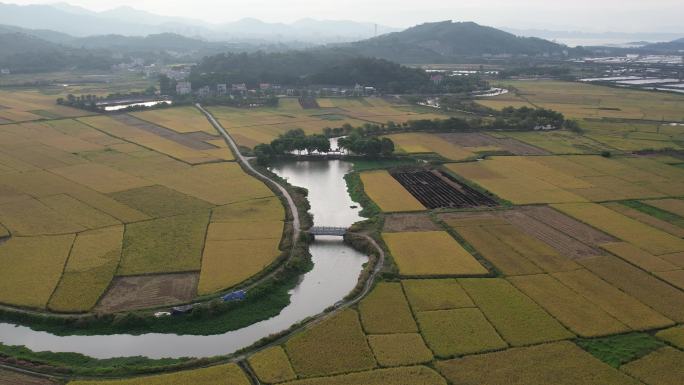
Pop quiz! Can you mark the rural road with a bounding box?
[0,106,385,383]
[196,103,301,236]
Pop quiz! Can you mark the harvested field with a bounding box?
[197,237,282,295]
[435,341,641,385]
[118,211,210,275]
[0,369,55,385]
[519,205,617,245]
[552,269,673,330]
[459,278,573,345]
[360,170,425,212]
[416,308,507,357]
[247,346,297,384]
[69,363,250,385]
[284,309,376,378]
[0,235,74,309]
[358,282,417,334]
[48,226,124,313]
[367,334,433,367]
[621,347,684,385]
[279,366,447,385]
[382,231,488,276]
[95,273,198,313]
[655,326,684,349]
[437,132,549,155]
[383,213,439,233]
[508,274,629,337]
[553,203,684,256]
[578,255,684,322]
[401,279,474,312]
[499,207,608,259]
[391,170,498,209]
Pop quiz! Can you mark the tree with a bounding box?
[380,138,395,156]
[254,143,275,165]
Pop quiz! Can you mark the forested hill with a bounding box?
[340,21,572,63]
[192,51,433,93]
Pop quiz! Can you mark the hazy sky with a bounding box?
[7,0,684,32]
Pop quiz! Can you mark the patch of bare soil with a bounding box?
[383,213,440,232]
[95,272,198,313]
[520,206,617,246]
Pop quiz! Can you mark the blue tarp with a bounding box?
[222,290,247,302]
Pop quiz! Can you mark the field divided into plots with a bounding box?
[0,89,92,123]
[448,155,684,204]
[208,97,443,148]
[479,80,684,152]
[386,131,549,161]
[0,107,283,312]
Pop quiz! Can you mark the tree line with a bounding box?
[254,128,395,165]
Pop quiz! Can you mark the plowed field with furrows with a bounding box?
[391,170,497,209]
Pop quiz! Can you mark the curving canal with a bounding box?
[0,160,368,359]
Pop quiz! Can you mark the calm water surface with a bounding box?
[0,160,367,358]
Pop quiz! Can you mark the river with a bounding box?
[0,160,367,359]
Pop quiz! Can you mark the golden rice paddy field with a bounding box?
[0,106,283,312]
[207,97,444,148]
[447,155,684,204]
[360,170,425,212]
[0,89,93,123]
[5,84,684,385]
[479,80,684,152]
[382,231,489,276]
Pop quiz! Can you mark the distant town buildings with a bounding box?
[216,84,228,96]
[197,86,211,98]
[0,69,10,75]
[430,74,444,85]
[232,83,247,91]
[176,81,192,95]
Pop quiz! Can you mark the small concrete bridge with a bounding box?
[308,226,348,236]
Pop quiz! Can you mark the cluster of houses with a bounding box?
[174,81,377,98]
[0,68,10,75]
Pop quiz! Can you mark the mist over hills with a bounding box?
[0,2,397,43]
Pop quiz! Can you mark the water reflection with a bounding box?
[0,161,367,359]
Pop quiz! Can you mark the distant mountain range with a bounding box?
[0,2,398,43]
